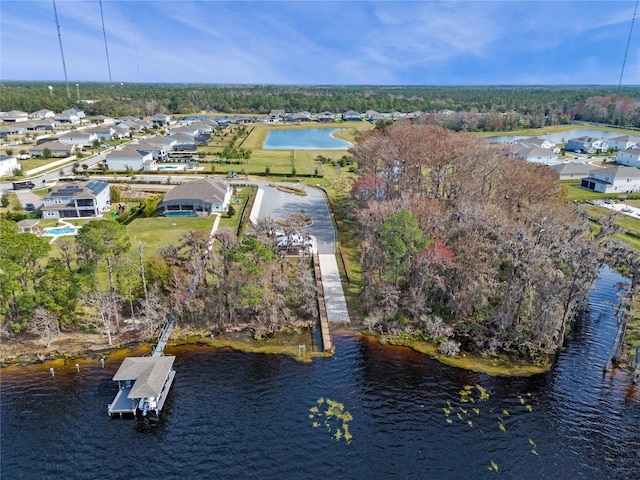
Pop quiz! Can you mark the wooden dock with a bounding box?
[108,218,220,418]
[313,253,333,353]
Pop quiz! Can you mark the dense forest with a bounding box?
[2,82,640,130]
[349,124,599,359]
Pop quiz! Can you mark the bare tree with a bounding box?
[29,307,60,348]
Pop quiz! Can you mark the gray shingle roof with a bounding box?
[162,178,228,204]
[112,356,176,398]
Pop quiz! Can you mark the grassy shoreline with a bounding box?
[0,325,551,377]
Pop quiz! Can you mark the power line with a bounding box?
[619,0,639,88]
[52,0,70,98]
[99,0,113,83]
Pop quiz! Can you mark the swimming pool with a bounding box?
[158,165,185,171]
[43,225,81,236]
[263,128,352,150]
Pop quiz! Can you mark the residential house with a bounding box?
[54,113,80,124]
[342,110,362,122]
[58,131,98,148]
[317,112,335,123]
[167,133,197,152]
[62,108,85,119]
[30,109,55,120]
[25,119,57,132]
[168,125,199,137]
[29,140,76,158]
[565,136,608,154]
[608,135,640,151]
[269,109,285,119]
[145,134,176,150]
[366,110,387,122]
[132,140,170,161]
[0,124,27,138]
[513,146,560,165]
[516,137,559,151]
[189,121,213,133]
[549,162,592,180]
[157,178,232,216]
[616,146,640,168]
[285,111,312,122]
[0,154,19,177]
[41,180,111,219]
[89,115,115,125]
[104,148,156,171]
[150,114,171,126]
[86,125,118,141]
[2,110,29,122]
[232,116,254,124]
[580,166,640,193]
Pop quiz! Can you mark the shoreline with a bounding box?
[1,326,552,377]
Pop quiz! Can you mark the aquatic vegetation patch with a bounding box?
[309,397,353,444]
[441,387,539,474]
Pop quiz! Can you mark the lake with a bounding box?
[1,265,639,479]
[263,128,352,150]
[486,128,630,144]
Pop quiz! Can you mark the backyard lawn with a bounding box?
[126,216,217,256]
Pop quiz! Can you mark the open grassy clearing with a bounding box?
[125,216,217,256]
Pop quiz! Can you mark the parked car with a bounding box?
[25,203,35,211]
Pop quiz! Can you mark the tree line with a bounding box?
[2,82,640,129]
[349,124,599,359]
[0,214,317,347]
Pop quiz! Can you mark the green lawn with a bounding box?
[126,216,217,256]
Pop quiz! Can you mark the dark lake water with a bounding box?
[2,265,639,479]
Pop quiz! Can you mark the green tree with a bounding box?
[75,220,131,325]
[378,210,428,286]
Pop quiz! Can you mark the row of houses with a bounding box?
[265,109,423,124]
[32,177,231,220]
[511,134,640,167]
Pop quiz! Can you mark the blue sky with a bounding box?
[1,1,639,85]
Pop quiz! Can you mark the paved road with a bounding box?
[256,182,336,255]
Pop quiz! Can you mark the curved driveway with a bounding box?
[253,182,350,323]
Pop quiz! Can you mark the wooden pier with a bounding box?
[108,218,220,418]
[313,253,333,353]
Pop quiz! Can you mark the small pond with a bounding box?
[263,128,352,150]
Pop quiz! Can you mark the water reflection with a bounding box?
[1,267,639,479]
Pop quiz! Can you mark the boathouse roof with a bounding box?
[112,356,176,398]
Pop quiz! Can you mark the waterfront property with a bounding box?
[41,180,111,219]
[157,177,232,216]
[108,356,176,418]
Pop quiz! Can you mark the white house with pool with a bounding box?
[41,180,111,219]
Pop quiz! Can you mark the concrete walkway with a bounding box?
[318,254,350,324]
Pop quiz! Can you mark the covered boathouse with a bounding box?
[108,356,176,418]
